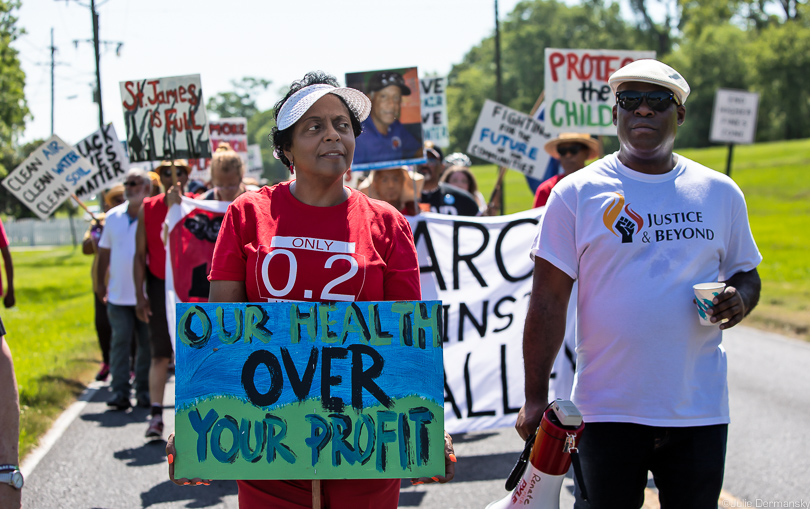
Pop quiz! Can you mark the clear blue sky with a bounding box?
[13,0,531,145]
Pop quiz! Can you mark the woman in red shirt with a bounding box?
[167,72,455,508]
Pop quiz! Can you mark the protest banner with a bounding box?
[420,77,449,148]
[173,300,445,480]
[1,135,96,219]
[119,74,212,163]
[466,99,553,179]
[408,208,575,433]
[246,144,263,178]
[544,48,655,135]
[188,118,249,181]
[73,124,130,200]
[710,89,760,145]
[346,67,426,171]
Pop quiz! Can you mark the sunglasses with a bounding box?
[123,180,141,187]
[557,144,584,157]
[616,91,679,112]
[161,169,187,178]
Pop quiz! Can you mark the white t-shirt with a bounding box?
[98,202,140,306]
[531,153,762,426]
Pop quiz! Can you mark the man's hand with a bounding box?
[0,483,22,509]
[2,288,13,309]
[707,268,762,330]
[136,296,152,324]
[165,182,183,208]
[515,401,547,441]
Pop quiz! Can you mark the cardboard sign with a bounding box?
[346,67,426,171]
[1,135,96,219]
[119,74,212,163]
[188,118,249,182]
[247,145,263,177]
[174,301,445,480]
[73,124,130,200]
[420,77,449,148]
[544,48,655,135]
[466,100,552,178]
[710,89,760,144]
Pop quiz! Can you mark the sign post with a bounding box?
[710,89,760,176]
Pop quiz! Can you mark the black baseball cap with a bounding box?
[368,71,411,95]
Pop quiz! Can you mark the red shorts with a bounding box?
[237,479,400,509]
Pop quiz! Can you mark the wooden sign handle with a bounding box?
[312,479,322,509]
[71,194,96,221]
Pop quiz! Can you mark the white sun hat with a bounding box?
[608,59,691,105]
[276,83,371,131]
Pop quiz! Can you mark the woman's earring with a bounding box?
[290,158,295,175]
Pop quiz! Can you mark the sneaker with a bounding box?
[107,392,132,410]
[136,392,151,409]
[145,415,164,439]
[95,363,110,382]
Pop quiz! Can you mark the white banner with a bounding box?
[1,135,96,219]
[544,48,655,135]
[409,209,575,433]
[420,77,449,148]
[73,124,131,200]
[467,100,552,178]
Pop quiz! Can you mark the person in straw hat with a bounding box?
[358,166,424,215]
[532,133,601,208]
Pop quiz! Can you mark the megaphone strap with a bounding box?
[571,448,589,502]
[504,432,536,491]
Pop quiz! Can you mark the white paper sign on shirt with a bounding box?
[544,48,655,135]
[420,77,449,148]
[710,89,760,145]
[1,135,96,219]
[408,208,574,433]
[466,99,552,178]
[73,124,131,200]
[246,144,263,177]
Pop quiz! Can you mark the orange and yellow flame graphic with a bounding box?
[602,192,644,236]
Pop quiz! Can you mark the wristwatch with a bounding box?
[0,467,23,489]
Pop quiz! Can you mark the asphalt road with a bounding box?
[20,326,809,508]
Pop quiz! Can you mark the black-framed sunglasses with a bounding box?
[616,91,679,112]
[557,144,584,157]
[161,169,187,178]
[123,180,141,187]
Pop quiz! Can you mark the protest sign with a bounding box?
[466,100,553,178]
[710,89,759,144]
[544,48,655,135]
[188,118,249,181]
[1,135,96,219]
[247,145,263,177]
[346,67,426,171]
[119,74,212,163]
[408,208,574,432]
[73,124,130,200]
[173,301,445,480]
[420,77,449,148]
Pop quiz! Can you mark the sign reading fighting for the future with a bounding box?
[710,89,760,145]
[544,48,655,135]
[73,124,130,200]
[466,100,552,178]
[119,74,212,163]
[1,135,96,219]
[420,77,449,148]
[173,301,445,480]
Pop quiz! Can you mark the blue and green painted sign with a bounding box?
[174,301,445,480]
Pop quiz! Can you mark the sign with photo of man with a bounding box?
[346,68,426,171]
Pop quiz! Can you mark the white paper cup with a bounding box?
[693,282,726,326]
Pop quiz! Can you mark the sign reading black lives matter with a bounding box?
[467,100,552,178]
[73,124,130,200]
[1,135,96,219]
[710,89,760,145]
[119,74,212,163]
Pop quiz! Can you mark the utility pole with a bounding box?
[494,0,505,215]
[50,28,55,134]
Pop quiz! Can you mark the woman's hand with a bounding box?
[166,432,211,486]
[410,431,456,485]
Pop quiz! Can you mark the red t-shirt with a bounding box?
[209,182,421,507]
[532,173,564,208]
[142,194,169,279]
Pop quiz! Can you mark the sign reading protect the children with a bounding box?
[174,301,445,480]
[544,48,655,135]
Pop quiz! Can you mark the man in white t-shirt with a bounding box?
[516,60,762,508]
[96,169,152,411]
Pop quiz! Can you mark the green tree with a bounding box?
[206,77,271,120]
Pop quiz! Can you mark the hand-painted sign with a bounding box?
[188,118,249,182]
[1,135,96,219]
[710,89,759,144]
[466,100,552,178]
[174,301,445,480]
[544,48,655,135]
[420,77,449,148]
[73,124,130,200]
[119,74,212,163]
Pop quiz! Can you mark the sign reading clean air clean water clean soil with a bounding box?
[174,301,445,480]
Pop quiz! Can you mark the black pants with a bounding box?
[94,293,111,364]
